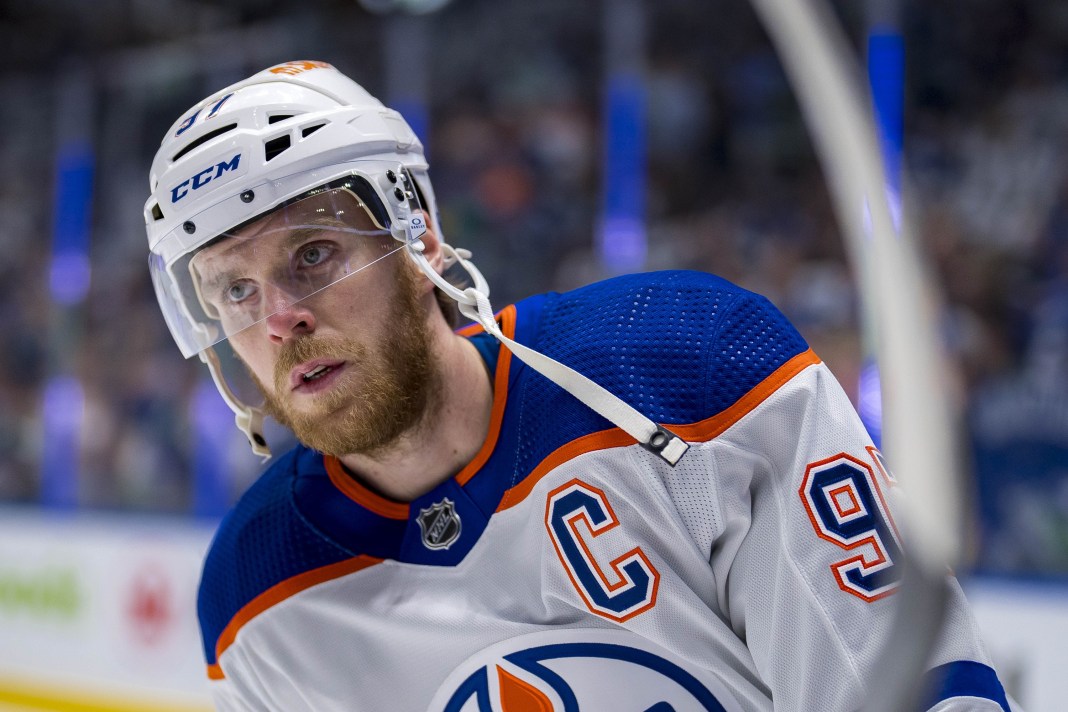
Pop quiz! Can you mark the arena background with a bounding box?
[0,0,1065,709]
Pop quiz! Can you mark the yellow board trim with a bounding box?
[0,677,211,712]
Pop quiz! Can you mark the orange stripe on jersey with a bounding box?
[208,554,383,680]
[670,347,821,442]
[456,305,516,485]
[324,456,410,519]
[498,429,635,511]
[496,348,821,512]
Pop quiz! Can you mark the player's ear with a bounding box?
[406,210,446,297]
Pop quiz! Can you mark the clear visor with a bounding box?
[151,175,413,357]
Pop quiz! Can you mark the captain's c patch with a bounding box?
[544,479,659,622]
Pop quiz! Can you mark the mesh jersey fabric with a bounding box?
[505,271,808,492]
[196,446,356,665]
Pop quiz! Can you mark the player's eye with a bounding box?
[225,280,257,304]
[296,242,335,268]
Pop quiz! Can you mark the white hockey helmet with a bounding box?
[144,60,487,457]
[145,60,688,468]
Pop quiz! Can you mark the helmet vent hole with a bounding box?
[268,114,294,124]
[150,203,164,221]
[301,123,326,138]
[170,123,238,162]
[264,135,292,162]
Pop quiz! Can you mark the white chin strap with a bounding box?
[406,239,690,467]
[200,347,272,460]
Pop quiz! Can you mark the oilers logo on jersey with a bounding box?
[427,629,745,712]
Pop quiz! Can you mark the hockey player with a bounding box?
[146,60,1014,711]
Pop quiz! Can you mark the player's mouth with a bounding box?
[290,359,348,394]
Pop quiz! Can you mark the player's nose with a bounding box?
[263,287,317,343]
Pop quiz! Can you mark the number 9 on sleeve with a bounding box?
[800,452,903,602]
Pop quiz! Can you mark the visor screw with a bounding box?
[393,187,404,201]
[240,190,255,203]
[386,169,397,183]
[183,221,196,234]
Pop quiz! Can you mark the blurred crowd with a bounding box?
[0,0,1066,577]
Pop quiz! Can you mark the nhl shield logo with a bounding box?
[417,498,462,550]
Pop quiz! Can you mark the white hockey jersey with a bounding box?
[198,271,1011,711]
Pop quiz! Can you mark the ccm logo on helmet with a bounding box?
[170,154,242,204]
